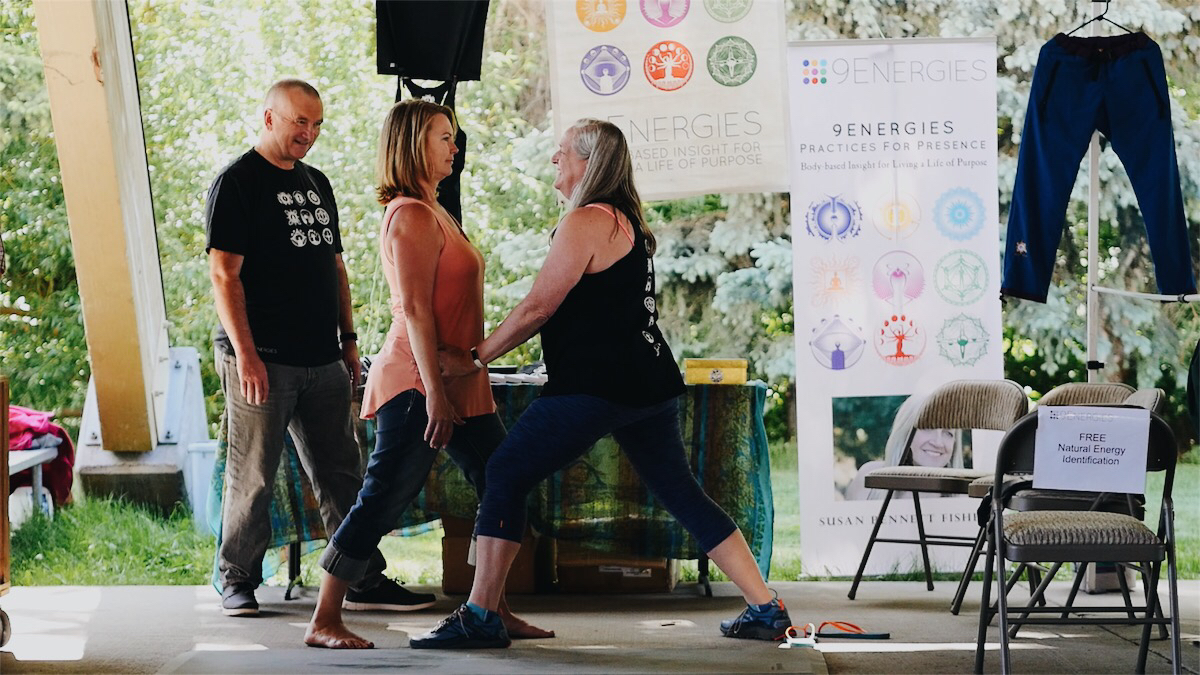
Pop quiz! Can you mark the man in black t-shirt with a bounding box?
[206,79,433,617]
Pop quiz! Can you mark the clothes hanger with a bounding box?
[1066,1,1133,36]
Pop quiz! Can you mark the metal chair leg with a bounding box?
[994,526,1013,674]
[1136,559,1161,674]
[911,492,934,591]
[974,527,995,674]
[1115,561,1136,620]
[952,520,988,615]
[848,490,894,600]
[1165,507,1182,675]
[1060,561,1088,619]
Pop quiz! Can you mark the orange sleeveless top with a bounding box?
[361,197,494,419]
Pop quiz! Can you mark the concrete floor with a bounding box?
[1,580,1197,674]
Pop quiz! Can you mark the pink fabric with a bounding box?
[8,404,55,451]
[8,404,76,506]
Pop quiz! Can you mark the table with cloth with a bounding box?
[207,382,775,587]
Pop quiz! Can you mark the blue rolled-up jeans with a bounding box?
[319,389,505,583]
[475,394,737,553]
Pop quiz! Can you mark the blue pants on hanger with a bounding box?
[1001,32,1197,302]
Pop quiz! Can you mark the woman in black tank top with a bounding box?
[414,120,792,649]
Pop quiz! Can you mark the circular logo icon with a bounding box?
[805,195,863,242]
[873,193,920,239]
[703,0,752,22]
[577,0,626,31]
[306,190,321,206]
[872,251,925,313]
[641,0,689,27]
[315,208,331,226]
[292,191,306,206]
[581,45,631,95]
[307,229,321,246]
[810,315,865,371]
[707,36,756,87]
[300,210,315,226]
[644,41,693,91]
[934,187,986,241]
[876,314,925,366]
[936,314,990,366]
[290,229,307,247]
[276,191,293,206]
[935,250,988,305]
[322,228,334,245]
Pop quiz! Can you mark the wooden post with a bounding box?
[32,0,169,453]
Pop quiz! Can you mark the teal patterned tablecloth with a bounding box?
[208,382,774,580]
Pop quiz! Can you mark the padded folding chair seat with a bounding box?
[967,474,1024,498]
[1004,510,1163,561]
[864,466,990,493]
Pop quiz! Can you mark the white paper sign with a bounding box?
[1033,406,1150,494]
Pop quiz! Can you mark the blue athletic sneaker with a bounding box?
[720,597,792,641]
[409,603,511,649]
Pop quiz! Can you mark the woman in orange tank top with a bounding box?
[304,100,550,649]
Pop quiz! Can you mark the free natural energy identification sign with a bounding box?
[1033,406,1151,495]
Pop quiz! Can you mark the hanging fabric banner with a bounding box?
[788,37,1003,576]
[546,0,790,201]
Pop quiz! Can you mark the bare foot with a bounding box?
[304,622,375,649]
[501,611,556,639]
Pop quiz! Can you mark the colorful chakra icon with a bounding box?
[810,255,860,308]
[873,193,920,239]
[581,45,632,95]
[935,250,988,306]
[644,41,694,91]
[936,314,989,366]
[810,315,866,371]
[934,187,986,241]
[707,36,756,86]
[805,195,863,242]
[875,313,925,366]
[703,0,752,22]
[872,251,925,314]
[576,0,627,31]
[641,0,690,27]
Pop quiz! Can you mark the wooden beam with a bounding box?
[33,0,168,452]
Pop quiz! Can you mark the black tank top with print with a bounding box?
[539,204,685,406]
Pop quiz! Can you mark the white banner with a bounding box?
[546,0,790,200]
[789,38,1003,576]
[1033,406,1150,494]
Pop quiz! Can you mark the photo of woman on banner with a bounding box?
[838,393,968,501]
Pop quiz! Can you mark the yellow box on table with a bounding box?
[683,358,748,385]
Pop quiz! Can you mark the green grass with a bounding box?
[8,449,1200,586]
[9,498,215,585]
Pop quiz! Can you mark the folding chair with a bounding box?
[847,379,1028,600]
[949,382,1136,614]
[974,407,1182,674]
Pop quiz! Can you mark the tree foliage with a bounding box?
[0,4,88,414]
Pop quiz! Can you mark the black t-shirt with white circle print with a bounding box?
[205,148,343,367]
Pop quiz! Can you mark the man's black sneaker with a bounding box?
[409,603,511,649]
[720,597,792,640]
[221,583,259,617]
[343,577,436,611]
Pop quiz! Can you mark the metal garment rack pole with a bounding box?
[1084,2,1198,383]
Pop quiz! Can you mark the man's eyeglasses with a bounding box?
[269,109,323,133]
